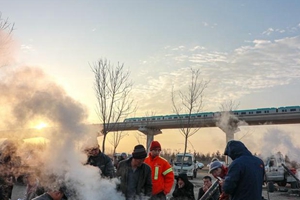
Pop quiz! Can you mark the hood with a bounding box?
[224,140,252,160]
[176,173,189,184]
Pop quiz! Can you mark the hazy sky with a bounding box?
[1,1,300,156]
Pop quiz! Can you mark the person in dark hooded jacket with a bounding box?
[171,173,195,200]
[222,140,265,200]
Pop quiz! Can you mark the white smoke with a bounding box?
[0,20,125,198]
[259,128,300,163]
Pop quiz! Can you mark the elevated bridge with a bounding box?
[89,110,300,151]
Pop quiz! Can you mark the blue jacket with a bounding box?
[223,140,264,200]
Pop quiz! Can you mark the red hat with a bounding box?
[150,141,161,151]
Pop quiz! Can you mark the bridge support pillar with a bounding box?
[138,126,162,152]
[216,112,240,165]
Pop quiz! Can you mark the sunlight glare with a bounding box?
[34,122,48,130]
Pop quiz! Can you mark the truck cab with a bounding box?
[265,154,298,188]
[172,153,197,179]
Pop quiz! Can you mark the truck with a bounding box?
[172,153,197,179]
[265,154,298,190]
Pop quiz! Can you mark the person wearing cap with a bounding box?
[116,144,152,200]
[208,161,229,200]
[144,141,174,200]
[170,173,195,200]
[222,140,264,200]
[85,144,114,178]
[117,152,128,167]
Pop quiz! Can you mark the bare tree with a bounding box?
[219,100,240,112]
[91,59,135,153]
[0,13,14,68]
[133,132,146,145]
[108,131,128,155]
[171,68,209,165]
[0,13,14,33]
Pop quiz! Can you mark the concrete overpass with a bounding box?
[90,111,300,151]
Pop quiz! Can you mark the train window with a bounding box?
[197,115,202,117]
[204,115,207,117]
[234,112,238,115]
[256,111,261,114]
[290,109,296,111]
[249,112,253,114]
[264,111,269,113]
[174,117,178,119]
[241,112,246,114]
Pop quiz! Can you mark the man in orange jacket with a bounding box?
[145,141,174,200]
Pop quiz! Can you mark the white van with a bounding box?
[173,153,197,179]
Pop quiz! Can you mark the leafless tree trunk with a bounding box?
[171,68,209,170]
[91,59,135,153]
[108,131,128,155]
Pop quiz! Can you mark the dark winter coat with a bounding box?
[116,157,152,199]
[197,185,219,200]
[223,140,265,200]
[87,151,114,178]
[171,173,195,200]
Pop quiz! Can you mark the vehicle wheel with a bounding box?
[278,181,287,187]
[290,182,298,189]
[267,182,275,193]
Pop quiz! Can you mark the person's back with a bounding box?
[223,140,264,200]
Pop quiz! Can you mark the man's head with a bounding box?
[209,161,223,177]
[121,152,127,159]
[48,190,64,200]
[150,141,161,158]
[224,140,251,160]
[203,175,212,187]
[131,144,147,167]
[85,145,100,156]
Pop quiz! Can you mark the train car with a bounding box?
[278,106,300,113]
[123,106,300,122]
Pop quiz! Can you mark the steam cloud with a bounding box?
[0,28,124,199]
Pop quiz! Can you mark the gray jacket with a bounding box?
[116,157,152,199]
[87,151,114,178]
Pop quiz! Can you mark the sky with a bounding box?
[1,1,300,160]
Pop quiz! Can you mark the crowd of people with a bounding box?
[0,140,266,200]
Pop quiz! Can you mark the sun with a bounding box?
[34,122,48,130]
